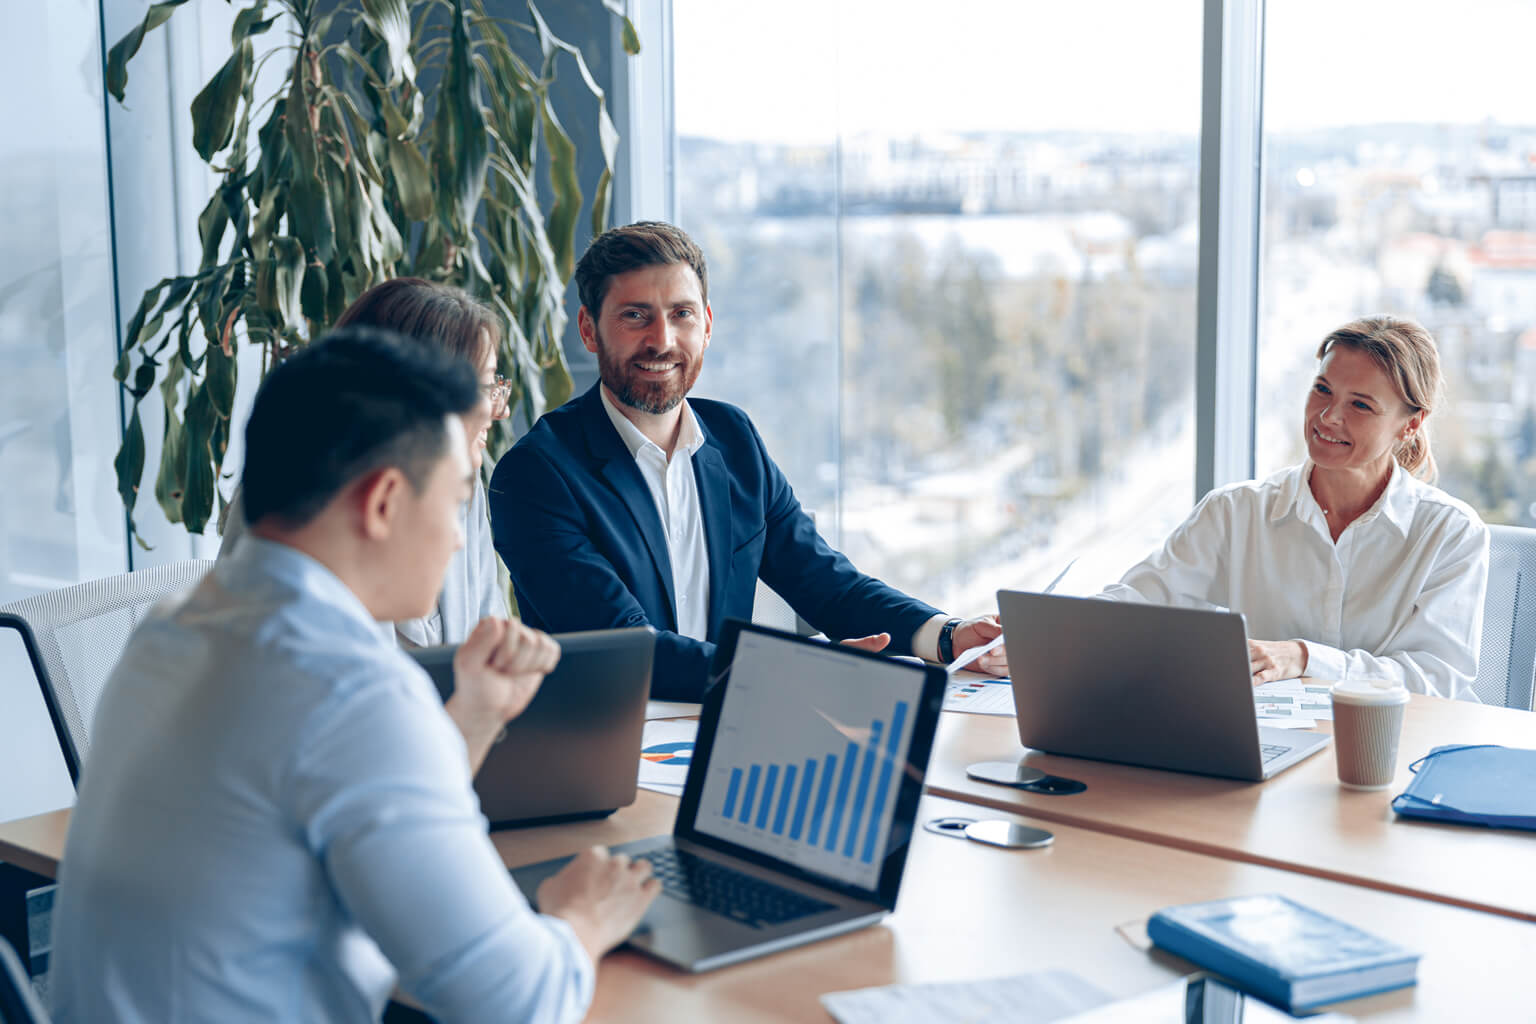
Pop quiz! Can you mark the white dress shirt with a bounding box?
[1101,461,1490,700]
[50,538,592,1024]
[600,388,711,640]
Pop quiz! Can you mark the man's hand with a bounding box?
[1249,639,1307,684]
[537,846,661,963]
[952,615,1008,676]
[444,617,560,772]
[840,632,891,653]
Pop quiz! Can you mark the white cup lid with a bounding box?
[1330,678,1410,706]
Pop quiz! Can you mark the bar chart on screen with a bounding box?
[692,631,925,890]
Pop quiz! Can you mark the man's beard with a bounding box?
[594,327,701,415]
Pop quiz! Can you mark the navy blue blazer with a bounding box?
[488,385,942,701]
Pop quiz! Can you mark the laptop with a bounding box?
[510,620,948,972]
[409,627,654,827]
[997,592,1331,781]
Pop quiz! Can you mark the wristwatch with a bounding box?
[937,617,964,663]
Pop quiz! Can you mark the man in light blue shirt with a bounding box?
[50,328,657,1023]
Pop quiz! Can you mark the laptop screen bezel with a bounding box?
[672,619,947,910]
[0,612,81,787]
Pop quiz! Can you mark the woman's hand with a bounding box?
[1248,639,1307,684]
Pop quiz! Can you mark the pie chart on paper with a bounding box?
[641,740,694,766]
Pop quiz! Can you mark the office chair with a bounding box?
[0,560,213,763]
[1473,524,1536,710]
[0,933,50,1024]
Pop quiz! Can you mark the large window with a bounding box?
[673,1,1203,607]
[1258,1,1536,523]
[0,0,126,600]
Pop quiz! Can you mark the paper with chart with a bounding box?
[1253,679,1335,729]
[943,673,1017,716]
[638,719,698,796]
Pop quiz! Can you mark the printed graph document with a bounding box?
[943,673,1017,716]
[821,969,1108,1024]
[637,719,698,796]
[1254,679,1335,728]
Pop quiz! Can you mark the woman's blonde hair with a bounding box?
[1316,316,1442,482]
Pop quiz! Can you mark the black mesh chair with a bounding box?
[0,560,213,764]
[1474,525,1536,709]
[0,934,49,1023]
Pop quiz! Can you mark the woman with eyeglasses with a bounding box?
[220,277,513,646]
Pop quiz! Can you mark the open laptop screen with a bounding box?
[0,616,76,823]
[682,624,942,899]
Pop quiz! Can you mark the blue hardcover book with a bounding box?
[1391,744,1536,831]
[1146,894,1419,1011]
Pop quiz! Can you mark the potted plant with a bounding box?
[107,0,639,543]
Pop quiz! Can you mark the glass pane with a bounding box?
[0,0,128,600]
[674,1,1202,606]
[1259,1,1536,523]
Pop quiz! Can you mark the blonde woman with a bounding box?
[1103,316,1489,699]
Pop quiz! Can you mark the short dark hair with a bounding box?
[574,221,709,315]
[334,277,502,367]
[241,327,480,527]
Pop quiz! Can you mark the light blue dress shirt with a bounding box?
[219,478,508,646]
[50,537,593,1023]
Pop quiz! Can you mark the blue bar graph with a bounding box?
[755,765,779,829]
[723,767,742,819]
[740,764,761,824]
[789,759,816,839]
[824,742,859,851]
[772,764,797,835]
[862,701,908,862]
[808,753,836,844]
[842,720,883,857]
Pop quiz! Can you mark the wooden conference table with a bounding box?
[924,690,1536,921]
[3,784,1532,1019]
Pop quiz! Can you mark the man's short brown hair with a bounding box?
[574,221,709,315]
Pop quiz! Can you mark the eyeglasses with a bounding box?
[481,374,512,414]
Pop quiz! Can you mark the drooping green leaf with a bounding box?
[190,41,252,161]
[541,99,580,281]
[437,0,490,232]
[114,405,146,516]
[105,0,194,102]
[388,135,434,221]
[359,0,415,87]
[232,3,277,44]
[205,331,238,417]
[181,382,217,532]
[270,236,306,333]
[154,409,187,519]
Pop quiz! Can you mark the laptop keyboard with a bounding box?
[1259,743,1291,763]
[634,848,837,929]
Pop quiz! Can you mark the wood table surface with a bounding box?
[486,790,1535,1022]
[921,694,1536,920]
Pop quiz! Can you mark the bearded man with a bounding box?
[489,222,1006,701]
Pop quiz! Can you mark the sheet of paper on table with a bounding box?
[637,719,699,796]
[821,969,1109,1024]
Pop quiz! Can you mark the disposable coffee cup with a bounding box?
[1329,679,1410,790]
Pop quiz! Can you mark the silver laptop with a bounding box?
[409,627,654,827]
[997,592,1330,781]
[511,620,948,972]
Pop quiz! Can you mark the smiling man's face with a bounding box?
[580,261,712,416]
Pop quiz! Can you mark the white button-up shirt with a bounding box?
[600,388,711,640]
[1101,461,1490,700]
[50,538,593,1024]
